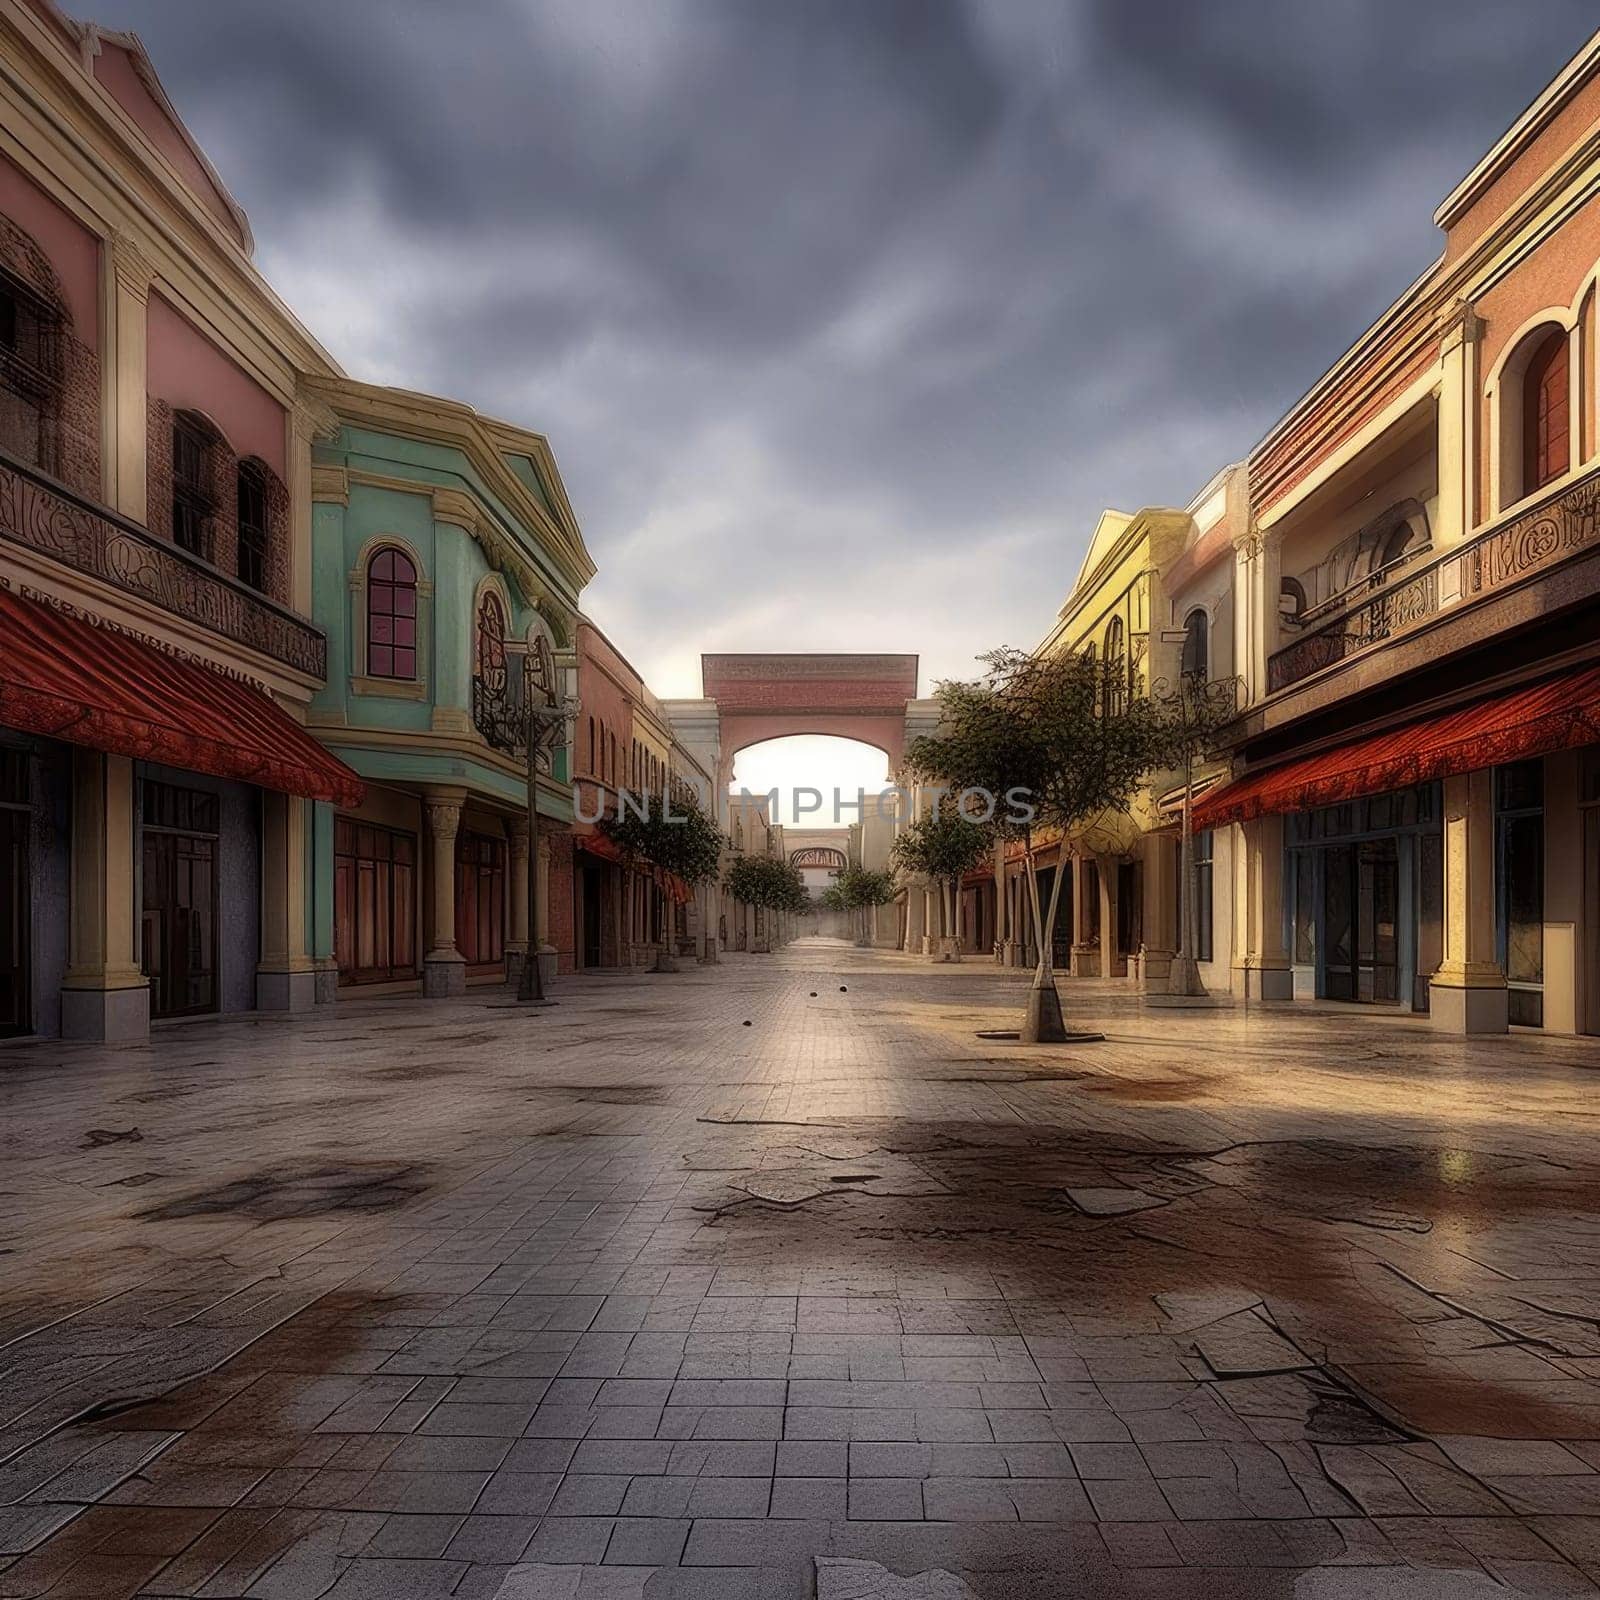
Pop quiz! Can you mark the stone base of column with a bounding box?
[935,937,962,963]
[61,977,149,1042]
[1137,948,1175,994]
[1002,940,1021,967]
[1235,962,1293,1001]
[1070,943,1099,978]
[506,941,529,986]
[751,939,770,955]
[538,946,558,987]
[423,952,468,997]
[314,960,340,1005]
[257,966,318,1012]
[1165,953,1207,999]
[1429,969,1508,1034]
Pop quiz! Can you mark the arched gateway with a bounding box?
[663,653,923,807]
[661,655,931,948]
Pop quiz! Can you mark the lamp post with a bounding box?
[503,634,573,1007]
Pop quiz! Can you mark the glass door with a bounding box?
[1323,844,1355,1001]
[1356,839,1400,1003]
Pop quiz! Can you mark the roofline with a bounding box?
[307,374,596,592]
[1435,25,1600,230]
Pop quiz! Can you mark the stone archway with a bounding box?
[700,653,919,798]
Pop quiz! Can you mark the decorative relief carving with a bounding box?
[0,455,326,678]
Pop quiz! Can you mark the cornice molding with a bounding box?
[311,464,348,506]
[0,15,342,394]
[303,374,596,594]
[1434,28,1600,230]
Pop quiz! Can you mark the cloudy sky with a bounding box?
[94,0,1596,720]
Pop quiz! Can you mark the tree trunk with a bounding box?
[1022,845,1069,1043]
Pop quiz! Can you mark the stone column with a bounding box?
[994,840,1011,965]
[1435,302,1481,551]
[422,790,466,997]
[106,232,152,520]
[1098,859,1122,978]
[258,791,317,1012]
[310,800,338,1003]
[921,883,937,957]
[1233,815,1293,1000]
[506,817,531,984]
[61,750,149,1041]
[905,877,925,952]
[1430,770,1508,1033]
[1139,831,1178,994]
[1071,856,1100,977]
[535,834,557,985]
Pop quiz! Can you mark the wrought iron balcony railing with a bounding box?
[471,669,527,757]
[1267,463,1600,694]
[0,447,326,679]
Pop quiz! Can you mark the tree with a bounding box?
[834,863,896,947]
[599,786,725,971]
[889,801,991,960]
[725,854,807,951]
[904,646,1175,1042]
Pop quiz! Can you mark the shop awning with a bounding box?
[1193,663,1600,830]
[577,830,694,903]
[0,587,364,807]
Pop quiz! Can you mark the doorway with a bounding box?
[140,780,219,1018]
[1323,839,1400,1004]
[0,758,28,1036]
[581,863,603,968]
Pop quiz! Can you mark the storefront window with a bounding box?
[1193,830,1213,962]
[1496,760,1545,1028]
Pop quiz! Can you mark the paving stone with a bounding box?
[7,951,1600,1597]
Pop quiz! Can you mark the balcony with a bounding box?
[471,669,527,758]
[0,448,326,680]
[1268,463,1600,695]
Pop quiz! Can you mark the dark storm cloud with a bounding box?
[86,0,1600,693]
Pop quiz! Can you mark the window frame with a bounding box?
[365,546,419,681]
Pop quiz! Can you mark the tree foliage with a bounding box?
[904,647,1172,842]
[599,787,726,884]
[834,864,895,910]
[725,853,807,912]
[889,804,991,883]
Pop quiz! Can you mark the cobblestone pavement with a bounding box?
[5,941,1600,1598]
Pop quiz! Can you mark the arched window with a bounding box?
[171,413,213,559]
[1103,616,1126,714]
[366,548,418,679]
[1280,577,1307,625]
[475,592,508,691]
[1181,609,1208,682]
[1522,328,1570,495]
[236,460,269,592]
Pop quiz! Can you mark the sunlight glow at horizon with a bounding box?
[728,735,893,828]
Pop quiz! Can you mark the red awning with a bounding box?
[0,587,364,807]
[576,829,626,865]
[576,831,694,903]
[1194,664,1600,830]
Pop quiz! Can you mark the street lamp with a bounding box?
[502,632,575,1007]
